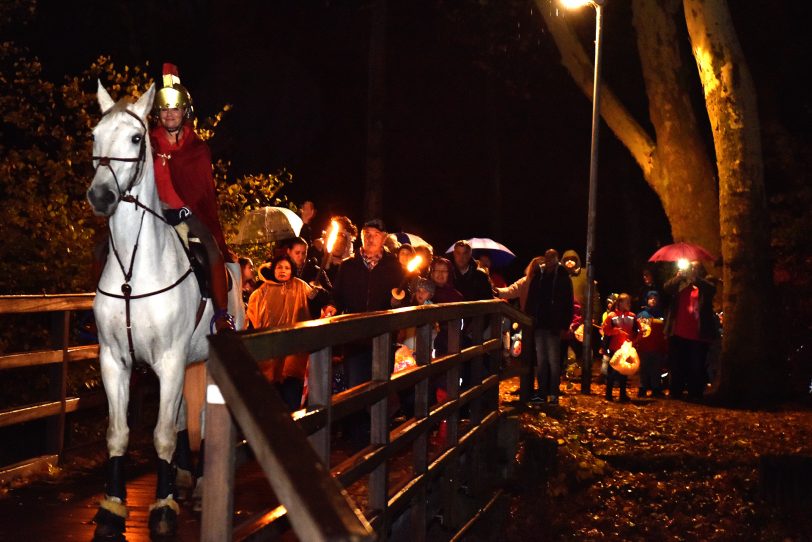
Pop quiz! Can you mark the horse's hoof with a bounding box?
[148,498,180,538]
[93,504,126,540]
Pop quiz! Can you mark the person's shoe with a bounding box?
[210,309,235,334]
[619,393,631,403]
[604,393,613,401]
[637,388,647,398]
[548,395,559,405]
[529,395,545,405]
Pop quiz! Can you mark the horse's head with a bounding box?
[87,82,156,216]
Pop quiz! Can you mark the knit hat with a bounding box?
[412,277,436,298]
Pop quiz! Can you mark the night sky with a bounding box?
[19,0,811,291]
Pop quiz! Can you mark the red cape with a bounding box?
[150,126,231,259]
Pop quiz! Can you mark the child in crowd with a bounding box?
[635,291,668,398]
[601,293,639,402]
[598,293,619,380]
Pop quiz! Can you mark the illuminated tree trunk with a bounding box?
[535,0,721,256]
[537,0,776,400]
[684,0,776,401]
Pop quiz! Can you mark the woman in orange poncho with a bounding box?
[247,254,319,410]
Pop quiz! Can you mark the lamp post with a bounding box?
[562,0,605,395]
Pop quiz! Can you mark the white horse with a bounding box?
[87,82,244,538]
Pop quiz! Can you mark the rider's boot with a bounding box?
[209,263,235,333]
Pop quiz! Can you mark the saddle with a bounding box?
[174,223,232,299]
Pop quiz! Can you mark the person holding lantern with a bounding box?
[601,293,640,402]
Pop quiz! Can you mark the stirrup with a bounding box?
[210,309,235,334]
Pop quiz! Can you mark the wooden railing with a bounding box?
[0,294,101,483]
[203,299,534,541]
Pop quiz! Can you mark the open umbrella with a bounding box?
[388,232,433,253]
[229,206,303,245]
[445,237,516,268]
[648,242,715,263]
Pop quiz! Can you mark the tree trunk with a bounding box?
[364,0,387,220]
[683,0,777,401]
[632,0,720,256]
[535,0,720,255]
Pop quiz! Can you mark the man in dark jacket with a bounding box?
[322,219,404,384]
[450,240,495,301]
[322,219,403,450]
[524,249,574,404]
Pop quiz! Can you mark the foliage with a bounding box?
[0,46,292,293]
[498,382,812,541]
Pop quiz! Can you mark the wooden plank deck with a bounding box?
[0,457,280,542]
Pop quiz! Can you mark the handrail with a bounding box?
[239,300,531,361]
[204,299,533,541]
[0,293,105,483]
[0,294,95,314]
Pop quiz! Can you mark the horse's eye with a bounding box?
[91,134,95,142]
[131,134,142,144]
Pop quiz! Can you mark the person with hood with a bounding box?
[561,250,602,367]
[247,254,321,410]
[635,291,667,398]
[524,249,574,404]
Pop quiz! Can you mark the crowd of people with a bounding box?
[141,62,721,423]
[234,202,721,414]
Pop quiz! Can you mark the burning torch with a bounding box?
[321,219,340,270]
[391,255,424,301]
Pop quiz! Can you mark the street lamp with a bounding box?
[561,0,605,395]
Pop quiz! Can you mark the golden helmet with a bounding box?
[153,63,194,118]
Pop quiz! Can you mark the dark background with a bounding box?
[20,0,811,292]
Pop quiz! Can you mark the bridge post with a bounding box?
[440,318,462,530]
[308,346,333,464]
[410,323,432,542]
[201,372,236,542]
[369,332,392,538]
[46,311,70,461]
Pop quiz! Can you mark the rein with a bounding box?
[92,109,147,197]
[93,107,199,366]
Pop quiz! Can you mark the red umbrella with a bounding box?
[648,242,715,263]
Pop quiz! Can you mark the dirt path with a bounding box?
[491,379,812,541]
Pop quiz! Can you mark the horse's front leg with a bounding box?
[148,356,186,537]
[93,350,132,538]
[173,394,196,501]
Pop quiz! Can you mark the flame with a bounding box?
[325,220,339,254]
[406,255,423,273]
[560,0,592,8]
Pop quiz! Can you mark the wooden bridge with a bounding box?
[0,294,535,541]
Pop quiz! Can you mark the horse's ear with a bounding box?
[97,80,115,113]
[131,83,156,121]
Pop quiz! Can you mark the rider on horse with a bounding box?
[151,63,235,333]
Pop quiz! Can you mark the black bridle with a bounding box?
[92,106,197,366]
[91,108,148,198]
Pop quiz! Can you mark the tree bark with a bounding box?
[683,0,777,401]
